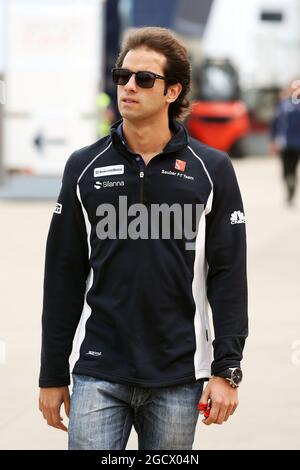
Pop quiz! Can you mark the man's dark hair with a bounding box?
[115,26,191,121]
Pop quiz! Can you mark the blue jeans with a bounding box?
[68,373,204,450]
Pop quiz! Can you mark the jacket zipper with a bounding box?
[139,170,144,203]
[136,152,163,203]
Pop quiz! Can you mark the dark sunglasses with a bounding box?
[111,68,166,88]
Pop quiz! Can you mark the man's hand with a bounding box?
[39,386,70,432]
[198,376,238,425]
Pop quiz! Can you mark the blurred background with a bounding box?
[0,0,299,449]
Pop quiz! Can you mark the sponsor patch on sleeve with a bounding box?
[54,203,62,214]
[230,210,245,224]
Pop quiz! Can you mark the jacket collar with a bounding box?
[110,118,189,158]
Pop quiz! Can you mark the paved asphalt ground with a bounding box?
[0,154,299,450]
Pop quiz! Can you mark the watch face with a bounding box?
[232,368,243,384]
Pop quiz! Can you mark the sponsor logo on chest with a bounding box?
[94,180,125,189]
[94,165,124,177]
[175,159,186,172]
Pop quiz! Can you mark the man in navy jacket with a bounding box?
[39,27,248,450]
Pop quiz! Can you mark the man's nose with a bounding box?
[124,74,137,91]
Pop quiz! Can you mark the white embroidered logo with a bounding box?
[86,351,102,357]
[94,180,124,189]
[230,210,245,224]
[54,203,62,214]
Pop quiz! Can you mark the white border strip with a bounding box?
[188,145,214,214]
[69,185,93,369]
[77,141,112,183]
[187,145,214,189]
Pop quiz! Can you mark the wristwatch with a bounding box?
[214,367,243,388]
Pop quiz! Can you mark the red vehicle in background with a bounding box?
[186,58,250,158]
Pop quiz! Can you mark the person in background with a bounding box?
[270,79,300,205]
[96,90,116,137]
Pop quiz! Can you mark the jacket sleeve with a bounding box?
[205,154,248,375]
[39,152,90,387]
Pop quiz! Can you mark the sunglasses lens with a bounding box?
[136,72,155,88]
[113,69,131,85]
[112,69,157,88]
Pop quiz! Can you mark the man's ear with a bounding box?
[166,82,182,104]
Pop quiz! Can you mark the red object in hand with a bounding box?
[198,403,210,418]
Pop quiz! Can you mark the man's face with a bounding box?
[117,47,171,122]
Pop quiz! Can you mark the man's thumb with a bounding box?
[64,396,70,418]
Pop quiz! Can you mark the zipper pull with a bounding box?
[139,171,144,178]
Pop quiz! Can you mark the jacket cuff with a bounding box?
[211,335,247,375]
[39,375,70,388]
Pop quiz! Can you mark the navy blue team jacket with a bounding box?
[39,119,248,388]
